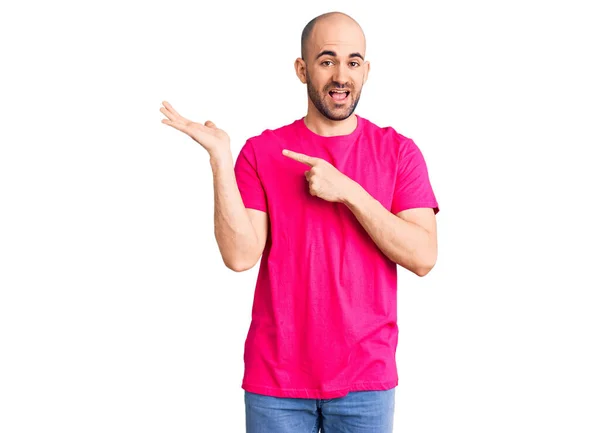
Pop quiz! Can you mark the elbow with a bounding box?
[225,260,250,273]
[226,263,246,272]
[414,264,433,277]
[224,256,258,273]
[414,252,437,277]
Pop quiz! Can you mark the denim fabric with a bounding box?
[244,387,396,432]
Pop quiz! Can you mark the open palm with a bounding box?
[160,101,230,154]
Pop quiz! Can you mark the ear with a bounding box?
[294,57,307,84]
[363,60,370,85]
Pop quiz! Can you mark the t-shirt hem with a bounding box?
[392,202,439,215]
[243,202,268,212]
[241,379,398,399]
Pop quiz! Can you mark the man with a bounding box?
[160,10,439,433]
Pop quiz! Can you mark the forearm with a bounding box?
[342,182,435,276]
[210,151,258,271]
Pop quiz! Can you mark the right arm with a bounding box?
[210,151,269,271]
[159,100,268,272]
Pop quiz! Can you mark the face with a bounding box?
[296,18,370,121]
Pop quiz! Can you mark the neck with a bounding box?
[303,103,357,137]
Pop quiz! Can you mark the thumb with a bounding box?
[205,120,216,128]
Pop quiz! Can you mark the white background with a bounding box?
[1,0,599,432]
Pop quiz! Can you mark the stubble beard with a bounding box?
[306,70,361,121]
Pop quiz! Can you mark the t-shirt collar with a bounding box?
[296,114,363,144]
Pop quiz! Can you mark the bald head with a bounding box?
[300,12,366,61]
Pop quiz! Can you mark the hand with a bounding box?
[160,101,230,156]
[282,149,357,203]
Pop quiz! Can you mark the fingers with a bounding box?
[160,101,191,125]
[160,107,176,122]
[282,149,317,167]
[162,101,181,117]
[159,101,218,126]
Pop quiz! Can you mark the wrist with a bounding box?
[341,180,364,207]
[209,149,233,168]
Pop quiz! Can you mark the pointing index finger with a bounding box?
[282,149,316,166]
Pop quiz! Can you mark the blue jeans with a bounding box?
[244,388,396,433]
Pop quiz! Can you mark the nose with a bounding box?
[332,63,351,86]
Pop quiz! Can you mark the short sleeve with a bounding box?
[233,139,268,212]
[390,138,439,215]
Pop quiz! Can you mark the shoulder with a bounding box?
[245,118,301,150]
[358,115,417,155]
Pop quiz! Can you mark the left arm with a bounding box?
[281,148,438,276]
[342,182,438,277]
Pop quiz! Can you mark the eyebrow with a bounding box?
[315,50,364,61]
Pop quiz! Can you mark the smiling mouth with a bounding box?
[329,90,350,102]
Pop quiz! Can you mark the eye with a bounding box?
[321,60,334,66]
[350,61,360,67]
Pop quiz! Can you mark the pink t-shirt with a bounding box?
[233,114,439,399]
